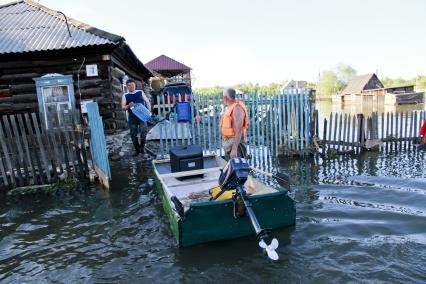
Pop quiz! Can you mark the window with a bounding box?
[34,74,76,129]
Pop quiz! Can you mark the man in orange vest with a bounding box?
[220,88,249,160]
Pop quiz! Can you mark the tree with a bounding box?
[415,76,426,89]
[317,63,357,97]
[317,69,345,97]
[336,63,357,84]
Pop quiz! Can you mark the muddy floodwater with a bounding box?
[1,101,426,283]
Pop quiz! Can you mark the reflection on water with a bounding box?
[0,141,426,282]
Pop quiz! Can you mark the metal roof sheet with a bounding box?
[0,0,122,54]
[145,54,191,71]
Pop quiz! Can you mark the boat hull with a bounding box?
[153,169,295,247]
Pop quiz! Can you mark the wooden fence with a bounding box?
[154,90,313,159]
[0,112,89,190]
[86,102,111,188]
[315,110,426,154]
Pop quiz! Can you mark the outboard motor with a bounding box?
[218,158,250,191]
[213,158,280,261]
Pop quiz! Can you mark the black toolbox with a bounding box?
[170,145,204,179]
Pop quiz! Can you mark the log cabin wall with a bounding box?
[0,49,112,119]
[0,47,151,130]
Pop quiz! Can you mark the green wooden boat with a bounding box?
[152,155,295,247]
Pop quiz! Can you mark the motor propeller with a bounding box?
[259,238,279,261]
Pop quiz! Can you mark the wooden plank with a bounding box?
[413,111,418,139]
[161,94,169,153]
[50,116,64,174]
[59,111,77,174]
[342,114,347,150]
[207,96,212,152]
[45,131,59,182]
[395,111,399,141]
[409,111,414,142]
[24,113,45,185]
[160,167,222,179]
[351,115,356,152]
[9,115,29,185]
[333,113,338,149]
[2,116,20,184]
[64,128,77,177]
[31,113,52,182]
[385,112,389,139]
[404,112,408,148]
[390,112,394,147]
[399,111,404,148]
[58,130,71,178]
[79,134,89,176]
[328,112,333,150]
[0,119,15,186]
[190,95,196,147]
[71,130,85,179]
[16,114,36,184]
[305,94,311,151]
[0,155,8,187]
[381,112,384,140]
[322,118,327,155]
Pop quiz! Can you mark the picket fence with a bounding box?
[316,110,426,154]
[154,90,313,161]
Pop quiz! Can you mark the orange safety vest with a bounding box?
[220,101,248,137]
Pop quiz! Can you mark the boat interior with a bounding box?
[154,156,278,210]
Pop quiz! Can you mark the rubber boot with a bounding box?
[132,141,140,157]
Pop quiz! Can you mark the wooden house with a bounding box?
[333,74,383,103]
[145,55,191,87]
[333,74,424,105]
[0,0,152,129]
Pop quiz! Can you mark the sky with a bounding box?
[2,0,426,87]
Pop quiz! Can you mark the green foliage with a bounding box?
[317,63,357,97]
[336,63,357,84]
[381,76,426,89]
[415,76,426,89]
[318,69,346,97]
[7,179,80,196]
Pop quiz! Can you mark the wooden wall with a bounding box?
[0,47,151,130]
[0,53,112,118]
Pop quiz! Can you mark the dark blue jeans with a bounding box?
[129,122,148,153]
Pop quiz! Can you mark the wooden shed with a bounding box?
[332,74,384,104]
[145,55,191,86]
[0,0,152,129]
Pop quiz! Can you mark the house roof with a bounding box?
[0,0,123,54]
[145,55,191,72]
[341,74,378,95]
[282,80,307,90]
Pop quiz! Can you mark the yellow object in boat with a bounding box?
[209,185,236,201]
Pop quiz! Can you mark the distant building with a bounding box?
[281,80,308,92]
[145,55,191,86]
[0,0,152,129]
[340,74,383,97]
[334,73,424,105]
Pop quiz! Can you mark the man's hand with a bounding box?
[128,102,135,109]
[230,147,238,159]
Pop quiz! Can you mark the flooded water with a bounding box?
[1,102,426,283]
